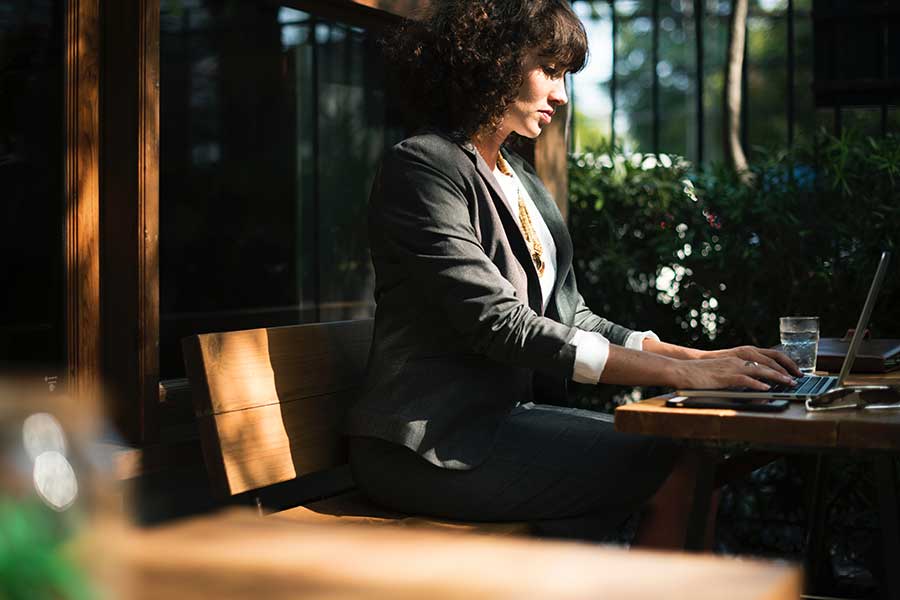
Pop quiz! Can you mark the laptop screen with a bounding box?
[836,251,891,386]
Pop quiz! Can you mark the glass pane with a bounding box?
[816,107,836,134]
[317,26,388,322]
[572,1,613,151]
[660,1,696,17]
[889,107,900,135]
[657,6,697,160]
[703,2,730,164]
[159,2,400,378]
[835,23,881,82]
[750,0,787,13]
[616,0,653,17]
[614,9,654,152]
[794,6,815,142]
[0,0,65,373]
[843,107,883,137]
[747,15,788,154]
[889,24,900,79]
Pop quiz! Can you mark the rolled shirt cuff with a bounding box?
[624,330,660,351]
[570,329,611,384]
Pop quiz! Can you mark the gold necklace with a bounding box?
[496,153,545,277]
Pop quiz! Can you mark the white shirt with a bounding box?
[491,159,658,384]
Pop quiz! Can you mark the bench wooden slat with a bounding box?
[199,389,356,496]
[183,320,373,416]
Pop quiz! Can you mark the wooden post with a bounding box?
[101,0,160,443]
[65,0,102,404]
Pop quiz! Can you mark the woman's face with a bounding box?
[502,49,569,139]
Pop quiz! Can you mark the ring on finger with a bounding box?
[744,360,759,368]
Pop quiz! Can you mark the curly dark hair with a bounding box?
[384,0,588,141]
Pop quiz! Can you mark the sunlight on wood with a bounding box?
[215,404,296,495]
[113,509,803,600]
[188,323,373,495]
[204,330,293,494]
[65,0,101,406]
[204,330,281,414]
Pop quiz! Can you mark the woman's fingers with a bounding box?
[756,348,802,376]
[754,348,802,376]
[744,359,795,386]
[735,374,772,391]
[736,346,801,378]
[752,354,789,377]
[683,355,796,390]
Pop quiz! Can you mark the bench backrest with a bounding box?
[182,319,374,498]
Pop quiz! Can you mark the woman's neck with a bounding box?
[471,127,509,170]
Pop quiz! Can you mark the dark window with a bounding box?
[813,0,900,108]
[159,1,402,378]
[0,0,64,373]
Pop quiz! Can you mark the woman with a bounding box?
[346,0,799,545]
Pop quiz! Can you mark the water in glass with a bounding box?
[780,330,820,373]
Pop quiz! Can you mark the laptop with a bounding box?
[675,250,891,402]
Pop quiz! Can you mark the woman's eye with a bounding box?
[542,64,564,79]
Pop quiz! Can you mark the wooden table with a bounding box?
[616,372,900,453]
[96,509,801,600]
[614,372,900,599]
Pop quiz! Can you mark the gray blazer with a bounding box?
[346,132,635,469]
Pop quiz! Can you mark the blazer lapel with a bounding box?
[504,150,574,306]
[460,141,544,313]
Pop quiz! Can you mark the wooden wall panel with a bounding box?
[138,0,161,444]
[101,0,160,443]
[66,0,102,403]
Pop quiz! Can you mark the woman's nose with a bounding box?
[549,78,568,106]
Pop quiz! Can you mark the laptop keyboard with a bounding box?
[766,375,837,396]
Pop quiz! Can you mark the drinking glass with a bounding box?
[779,316,820,374]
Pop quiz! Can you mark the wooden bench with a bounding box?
[182,319,529,535]
[113,508,803,600]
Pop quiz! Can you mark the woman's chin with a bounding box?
[519,125,543,139]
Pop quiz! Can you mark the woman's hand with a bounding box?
[697,346,802,378]
[670,356,797,391]
[602,344,799,390]
[642,339,802,379]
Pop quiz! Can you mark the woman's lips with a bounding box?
[539,110,554,124]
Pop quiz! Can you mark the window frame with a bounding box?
[65,0,102,406]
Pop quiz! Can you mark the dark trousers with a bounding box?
[349,402,678,542]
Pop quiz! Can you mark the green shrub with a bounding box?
[569,130,899,408]
[0,499,94,600]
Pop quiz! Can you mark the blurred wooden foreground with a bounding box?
[101,509,801,600]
